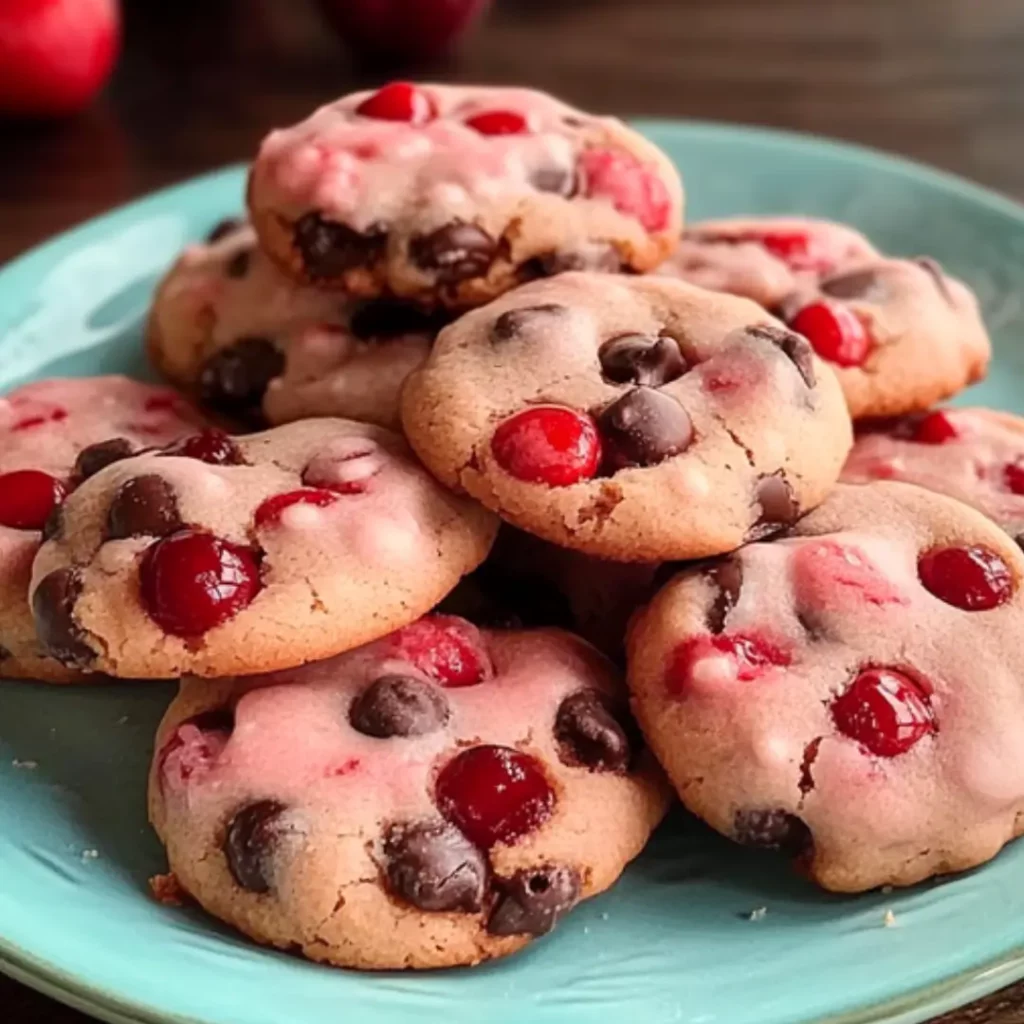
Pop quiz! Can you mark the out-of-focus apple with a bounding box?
[0,0,120,118]
[314,0,491,64]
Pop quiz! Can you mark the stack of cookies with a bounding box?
[5,81,1023,971]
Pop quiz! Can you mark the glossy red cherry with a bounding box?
[832,668,935,757]
[389,615,489,686]
[910,411,959,444]
[579,147,672,232]
[0,470,67,530]
[465,110,528,135]
[254,489,338,529]
[435,745,554,848]
[491,406,601,487]
[140,529,261,637]
[1004,460,1024,495]
[918,545,1013,611]
[356,82,436,124]
[668,633,790,694]
[166,429,243,466]
[789,301,870,367]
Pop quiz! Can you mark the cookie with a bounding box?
[147,219,446,429]
[30,419,497,679]
[0,377,206,682]
[843,408,1024,545]
[247,82,683,307]
[402,271,852,562]
[657,216,990,418]
[628,481,1024,892]
[149,615,669,969]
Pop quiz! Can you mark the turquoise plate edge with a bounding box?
[0,119,1023,1024]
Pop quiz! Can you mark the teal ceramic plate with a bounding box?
[2,121,1024,1024]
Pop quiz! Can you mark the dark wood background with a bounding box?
[3,0,1024,1020]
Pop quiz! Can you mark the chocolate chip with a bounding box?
[914,257,955,304]
[198,338,284,424]
[349,675,450,738]
[748,473,799,540]
[599,333,686,387]
[410,222,497,283]
[732,809,812,859]
[106,475,183,540]
[490,304,568,343]
[555,690,631,772]
[41,503,65,543]
[487,865,581,937]
[349,300,450,340]
[74,438,136,481]
[382,819,487,913]
[532,246,623,276]
[31,567,95,669]
[224,799,299,894]
[293,213,387,279]
[746,324,815,388]
[206,217,244,244]
[530,164,577,197]
[597,387,693,471]
[225,249,251,279]
[705,559,743,634]
[820,269,879,300]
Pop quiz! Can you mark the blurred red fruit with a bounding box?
[0,0,120,118]
[314,0,491,63]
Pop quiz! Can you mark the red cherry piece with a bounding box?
[167,429,243,466]
[668,633,790,695]
[356,82,436,124]
[0,470,67,531]
[465,109,529,135]
[749,231,819,270]
[918,546,1014,611]
[910,411,959,444]
[492,406,601,487]
[832,668,935,757]
[579,147,672,232]
[435,745,554,848]
[140,529,261,637]
[789,301,870,368]
[1004,460,1024,495]
[254,489,338,529]
[389,615,489,687]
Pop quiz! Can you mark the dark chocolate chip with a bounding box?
[820,268,879,300]
[382,819,487,913]
[41,503,65,543]
[31,567,95,669]
[487,865,581,937]
[198,338,284,424]
[914,256,955,304]
[748,473,799,540]
[490,303,568,343]
[224,799,298,894]
[293,213,387,279]
[554,689,631,772]
[532,246,623,276]
[106,474,183,540]
[225,249,251,279]
[746,324,816,388]
[732,809,813,859]
[598,333,686,387]
[349,300,450,340]
[705,559,743,634]
[349,675,450,738]
[597,387,693,471]
[530,164,577,197]
[206,217,244,244]
[410,222,497,284]
[74,438,136,481]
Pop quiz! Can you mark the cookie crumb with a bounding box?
[883,909,897,928]
[12,758,38,770]
[748,906,768,922]
[116,715,129,725]
[81,849,100,861]
[881,885,893,894]
[600,912,609,921]
[150,872,190,907]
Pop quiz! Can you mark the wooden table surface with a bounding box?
[3,0,1024,1020]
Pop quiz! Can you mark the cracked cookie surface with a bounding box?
[148,616,669,969]
[402,271,852,561]
[30,419,497,678]
[627,481,1024,891]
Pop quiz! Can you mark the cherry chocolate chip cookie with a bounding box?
[0,377,205,682]
[247,83,683,308]
[30,419,497,679]
[628,481,1024,892]
[402,271,852,562]
[149,616,669,969]
[147,219,448,430]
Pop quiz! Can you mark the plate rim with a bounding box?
[3,117,1024,1024]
